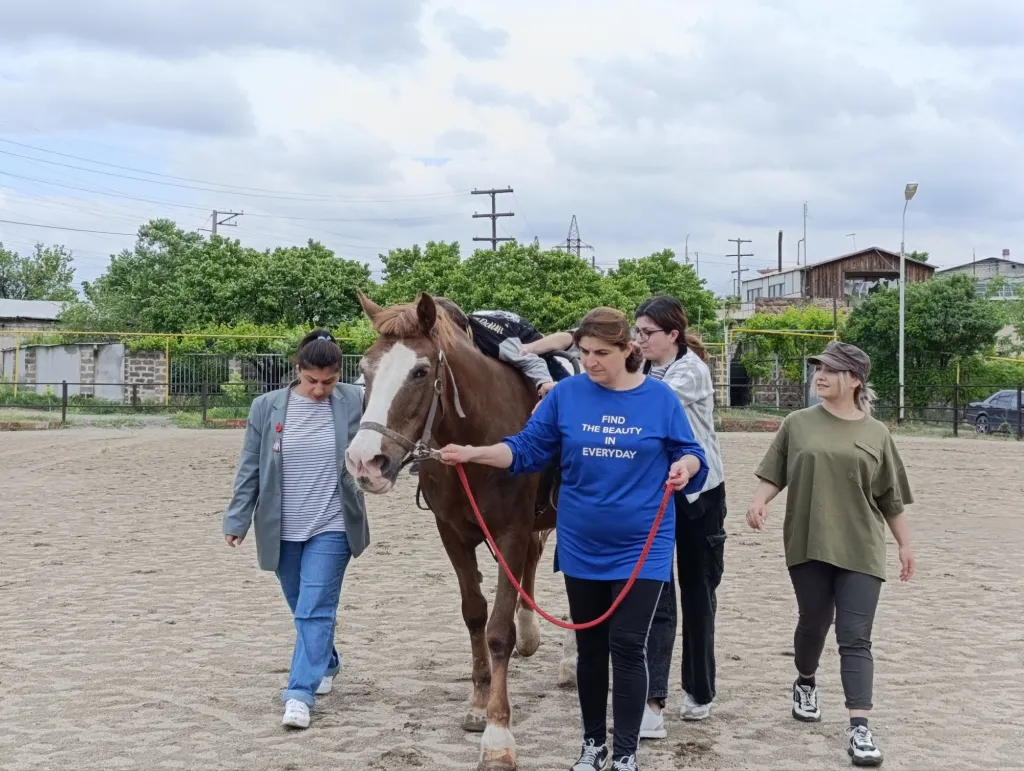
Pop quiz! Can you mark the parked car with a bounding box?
[965,389,1023,434]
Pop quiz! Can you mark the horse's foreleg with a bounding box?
[436,520,491,733]
[479,528,529,771]
[514,531,543,658]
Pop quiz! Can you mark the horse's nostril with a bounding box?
[372,454,391,477]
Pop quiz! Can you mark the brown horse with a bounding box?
[344,291,573,771]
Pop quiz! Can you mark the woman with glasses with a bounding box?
[632,295,727,740]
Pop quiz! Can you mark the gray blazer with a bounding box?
[222,382,369,571]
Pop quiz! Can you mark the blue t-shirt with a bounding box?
[502,374,708,582]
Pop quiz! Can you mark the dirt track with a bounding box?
[2,428,1022,770]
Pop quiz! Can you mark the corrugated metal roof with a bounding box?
[0,298,66,320]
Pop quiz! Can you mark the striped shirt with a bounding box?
[280,391,345,542]
[648,350,726,503]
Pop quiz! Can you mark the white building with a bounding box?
[933,250,1024,299]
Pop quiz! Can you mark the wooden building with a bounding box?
[735,247,935,319]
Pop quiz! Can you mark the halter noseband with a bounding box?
[358,348,466,469]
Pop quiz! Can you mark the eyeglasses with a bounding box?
[632,327,666,343]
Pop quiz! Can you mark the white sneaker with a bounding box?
[792,679,821,722]
[639,703,666,739]
[316,675,333,695]
[282,699,310,729]
[571,738,609,770]
[680,692,711,721]
[846,725,883,766]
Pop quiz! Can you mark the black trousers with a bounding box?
[564,576,663,760]
[789,560,882,710]
[647,482,727,706]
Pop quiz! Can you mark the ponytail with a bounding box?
[684,330,709,362]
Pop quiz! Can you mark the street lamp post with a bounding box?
[898,182,918,424]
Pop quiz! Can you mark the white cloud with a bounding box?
[0,0,1021,300]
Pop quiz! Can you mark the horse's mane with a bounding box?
[372,300,466,352]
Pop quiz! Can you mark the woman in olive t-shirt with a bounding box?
[746,341,916,769]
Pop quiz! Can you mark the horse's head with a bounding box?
[345,290,464,494]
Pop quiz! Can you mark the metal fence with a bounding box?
[717,380,1024,439]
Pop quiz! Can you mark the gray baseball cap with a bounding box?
[807,340,871,383]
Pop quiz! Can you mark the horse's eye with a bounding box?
[411,367,428,379]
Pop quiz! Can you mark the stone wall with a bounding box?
[23,348,36,383]
[123,351,167,403]
[79,347,95,396]
[754,296,845,315]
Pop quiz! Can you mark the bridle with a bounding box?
[358,348,466,471]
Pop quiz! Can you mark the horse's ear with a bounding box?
[416,292,437,335]
[357,289,383,321]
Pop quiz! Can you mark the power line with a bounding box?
[0,140,469,202]
[471,187,514,251]
[0,217,137,236]
[729,237,753,297]
[0,170,464,222]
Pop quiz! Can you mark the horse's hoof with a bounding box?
[478,748,517,771]
[478,725,517,770]
[462,709,488,732]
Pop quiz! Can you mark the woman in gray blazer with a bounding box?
[223,329,369,730]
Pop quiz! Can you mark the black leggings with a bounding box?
[789,560,883,710]
[564,576,663,760]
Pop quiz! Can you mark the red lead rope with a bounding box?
[454,463,673,631]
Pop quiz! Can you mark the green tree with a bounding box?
[842,273,1003,401]
[906,250,929,263]
[734,306,840,381]
[0,242,77,301]
[66,219,373,332]
[374,241,464,305]
[606,249,720,330]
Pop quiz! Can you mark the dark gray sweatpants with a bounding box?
[788,560,882,711]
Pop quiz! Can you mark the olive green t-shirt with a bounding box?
[755,404,913,581]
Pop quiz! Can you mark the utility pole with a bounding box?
[208,209,242,236]
[684,234,690,265]
[471,187,514,250]
[801,201,808,265]
[729,237,753,298]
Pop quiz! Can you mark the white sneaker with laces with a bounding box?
[316,675,334,695]
[846,725,883,766]
[639,703,666,739]
[792,679,821,722]
[612,755,638,771]
[680,692,711,721]
[282,699,310,729]
[571,738,609,771]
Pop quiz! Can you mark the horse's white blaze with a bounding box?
[344,342,421,476]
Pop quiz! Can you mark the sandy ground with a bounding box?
[2,428,1023,771]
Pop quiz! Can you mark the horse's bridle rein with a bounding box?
[357,348,466,472]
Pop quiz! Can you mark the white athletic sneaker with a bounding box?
[282,699,310,729]
[846,725,883,766]
[571,738,609,770]
[792,679,821,722]
[612,755,638,771]
[316,675,334,695]
[680,692,711,721]
[639,703,666,739]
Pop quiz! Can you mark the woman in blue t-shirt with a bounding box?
[440,306,708,771]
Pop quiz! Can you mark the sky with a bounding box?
[0,0,1021,298]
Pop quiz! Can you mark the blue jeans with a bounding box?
[275,531,352,707]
